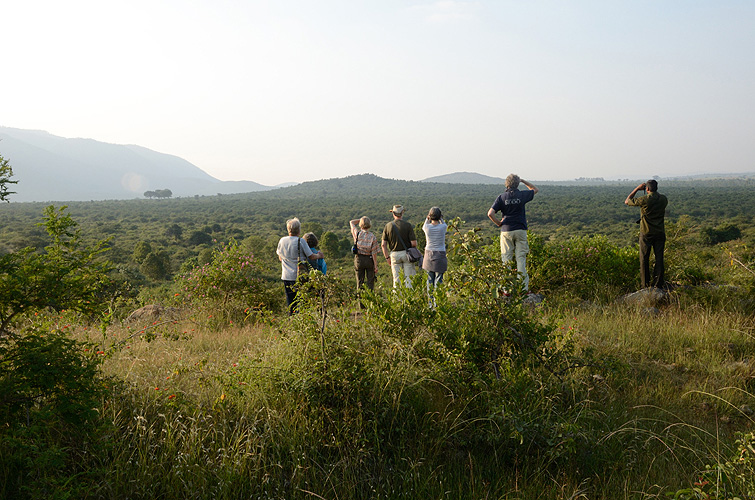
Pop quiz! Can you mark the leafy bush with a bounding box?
[140,249,171,280]
[132,240,153,263]
[0,206,113,333]
[356,220,593,465]
[528,233,637,301]
[700,223,742,245]
[175,239,279,325]
[364,220,580,377]
[187,230,212,246]
[671,431,755,499]
[0,329,110,498]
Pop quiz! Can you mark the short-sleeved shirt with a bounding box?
[277,236,313,281]
[351,222,380,258]
[626,191,668,235]
[381,219,416,252]
[490,188,536,231]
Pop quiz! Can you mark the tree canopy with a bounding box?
[0,153,18,202]
[144,189,173,199]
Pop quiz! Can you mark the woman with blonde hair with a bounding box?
[349,216,380,291]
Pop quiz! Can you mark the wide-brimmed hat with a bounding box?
[389,205,405,215]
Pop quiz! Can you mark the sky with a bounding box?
[3,1,754,186]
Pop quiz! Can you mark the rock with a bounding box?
[641,307,661,317]
[618,287,669,307]
[579,300,602,313]
[126,304,183,323]
[523,293,544,307]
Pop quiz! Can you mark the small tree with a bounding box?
[132,240,153,263]
[176,240,276,324]
[0,206,112,334]
[140,250,171,281]
[0,153,18,202]
[700,223,742,245]
[165,223,183,241]
[319,231,339,257]
[187,230,213,246]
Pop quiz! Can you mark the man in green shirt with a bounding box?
[625,179,669,289]
[381,205,418,288]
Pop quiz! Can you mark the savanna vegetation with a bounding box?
[1,158,754,499]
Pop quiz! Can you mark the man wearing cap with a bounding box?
[487,174,538,292]
[381,205,418,288]
[625,179,668,289]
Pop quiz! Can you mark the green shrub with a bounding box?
[0,206,113,333]
[355,220,594,467]
[671,431,755,499]
[0,329,110,499]
[528,233,637,302]
[132,240,153,263]
[187,230,212,246]
[700,223,742,245]
[175,239,279,325]
[140,250,171,280]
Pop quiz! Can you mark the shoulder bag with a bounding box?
[392,221,422,264]
[297,238,312,276]
[351,230,360,255]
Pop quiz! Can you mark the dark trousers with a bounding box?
[639,233,666,288]
[283,280,297,315]
[355,254,375,290]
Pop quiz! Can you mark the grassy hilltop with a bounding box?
[1,174,754,499]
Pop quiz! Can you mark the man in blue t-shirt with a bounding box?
[487,174,539,292]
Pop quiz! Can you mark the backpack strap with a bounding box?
[392,221,408,251]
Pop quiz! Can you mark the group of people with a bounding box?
[277,204,449,315]
[277,173,668,314]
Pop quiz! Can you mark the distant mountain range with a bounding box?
[2,127,752,203]
[0,127,276,202]
[0,127,512,203]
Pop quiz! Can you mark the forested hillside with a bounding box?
[1,173,753,276]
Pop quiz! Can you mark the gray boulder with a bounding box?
[618,288,669,308]
[126,304,184,323]
[523,293,545,307]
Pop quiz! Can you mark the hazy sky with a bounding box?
[3,1,754,185]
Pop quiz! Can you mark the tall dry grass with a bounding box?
[55,287,755,499]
